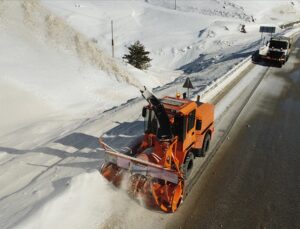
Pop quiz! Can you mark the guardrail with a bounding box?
[284,26,300,39]
[280,20,300,29]
[200,56,252,101]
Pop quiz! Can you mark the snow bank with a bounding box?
[0,0,164,122]
[22,0,140,88]
[0,0,148,140]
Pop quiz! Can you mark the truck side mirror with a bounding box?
[142,107,147,117]
[196,120,202,130]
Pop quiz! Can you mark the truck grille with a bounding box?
[268,51,284,59]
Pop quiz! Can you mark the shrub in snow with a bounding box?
[240,24,247,33]
[123,41,152,70]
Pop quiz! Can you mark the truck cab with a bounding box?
[259,36,292,66]
[142,94,214,160]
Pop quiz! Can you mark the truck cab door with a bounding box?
[183,110,196,150]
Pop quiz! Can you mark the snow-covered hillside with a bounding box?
[1,0,300,228]
[1,0,300,140]
[42,0,300,70]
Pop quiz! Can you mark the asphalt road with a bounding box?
[167,38,300,229]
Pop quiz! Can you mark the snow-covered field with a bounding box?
[1,0,300,228]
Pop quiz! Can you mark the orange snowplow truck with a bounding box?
[100,87,214,212]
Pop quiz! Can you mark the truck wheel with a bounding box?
[182,152,194,180]
[202,133,211,157]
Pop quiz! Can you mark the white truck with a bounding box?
[259,36,292,66]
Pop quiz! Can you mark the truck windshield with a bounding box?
[144,109,187,141]
[144,108,186,140]
[269,40,288,49]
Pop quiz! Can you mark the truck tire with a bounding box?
[202,133,211,157]
[182,152,194,180]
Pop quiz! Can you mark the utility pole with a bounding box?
[111,20,114,58]
[175,0,176,10]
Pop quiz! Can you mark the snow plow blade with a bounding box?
[100,140,183,212]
